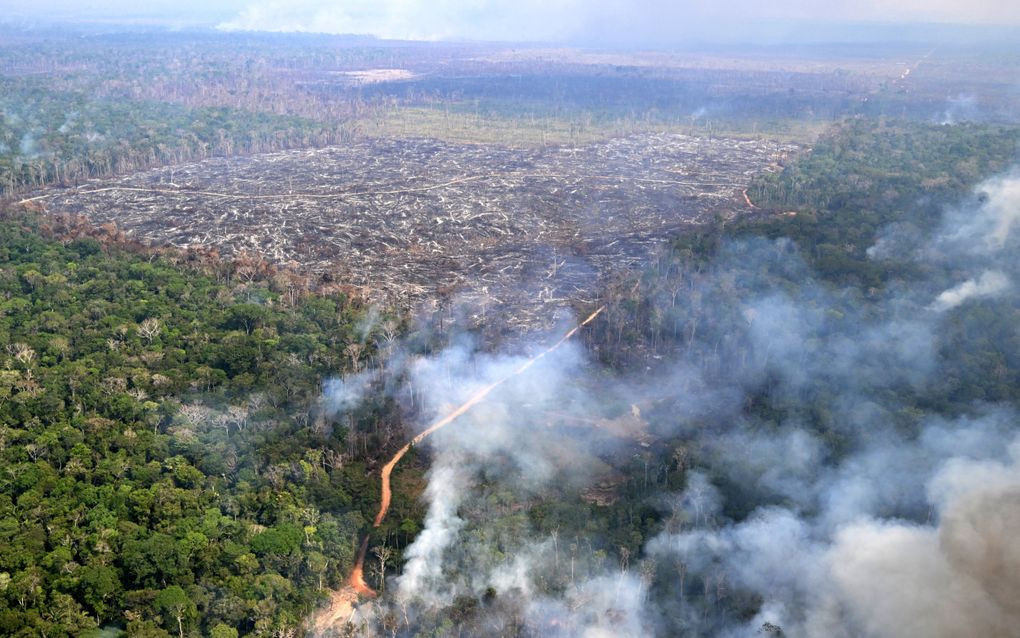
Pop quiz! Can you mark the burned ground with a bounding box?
[38,134,795,328]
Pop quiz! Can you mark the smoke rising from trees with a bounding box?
[319,168,1020,636]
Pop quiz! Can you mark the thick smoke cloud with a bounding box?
[826,444,1020,638]
[642,170,1020,636]
[648,411,1020,637]
[319,168,1020,637]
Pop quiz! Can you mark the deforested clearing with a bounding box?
[39,133,795,326]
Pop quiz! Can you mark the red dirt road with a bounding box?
[373,306,605,528]
[313,305,606,627]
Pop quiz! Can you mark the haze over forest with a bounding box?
[0,2,1019,637]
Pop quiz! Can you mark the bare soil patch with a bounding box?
[332,68,418,85]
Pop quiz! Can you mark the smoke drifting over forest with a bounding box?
[320,167,1020,636]
[4,11,1020,638]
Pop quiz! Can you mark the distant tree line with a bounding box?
[0,78,359,195]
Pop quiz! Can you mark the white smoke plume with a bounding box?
[938,93,979,125]
[935,170,1020,254]
[320,371,376,416]
[930,269,1010,312]
[979,172,1020,249]
[395,461,470,605]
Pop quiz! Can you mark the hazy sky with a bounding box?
[6,0,1020,41]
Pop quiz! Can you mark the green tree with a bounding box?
[77,565,122,620]
[209,624,239,638]
[154,585,196,638]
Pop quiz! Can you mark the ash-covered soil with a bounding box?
[40,134,795,328]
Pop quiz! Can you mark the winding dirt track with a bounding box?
[742,189,757,209]
[337,305,605,608]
